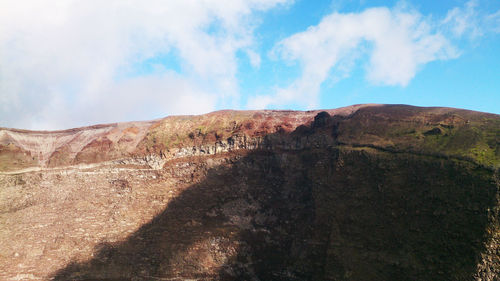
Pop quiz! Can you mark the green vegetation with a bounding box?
[337,110,500,168]
[418,119,499,167]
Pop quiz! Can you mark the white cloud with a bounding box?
[442,0,482,38]
[441,0,500,38]
[30,72,218,130]
[0,0,289,129]
[249,5,459,109]
[246,50,262,68]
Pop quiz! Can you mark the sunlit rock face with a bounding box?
[0,104,499,281]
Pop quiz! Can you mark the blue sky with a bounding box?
[0,0,499,129]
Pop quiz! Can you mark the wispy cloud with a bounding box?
[0,0,289,129]
[486,10,500,33]
[248,4,459,109]
[442,0,482,38]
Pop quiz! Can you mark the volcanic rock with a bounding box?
[0,104,499,281]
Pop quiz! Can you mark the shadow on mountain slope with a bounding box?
[51,112,499,281]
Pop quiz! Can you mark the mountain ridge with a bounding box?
[1,104,498,173]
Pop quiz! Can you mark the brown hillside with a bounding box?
[0,104,499,280]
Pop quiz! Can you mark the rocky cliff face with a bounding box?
[0,104,499,281]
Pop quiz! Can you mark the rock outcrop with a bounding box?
[0,104,499,280]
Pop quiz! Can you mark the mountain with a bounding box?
[0,104,499,280]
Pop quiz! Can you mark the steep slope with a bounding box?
[0,105,370,173]
[0,104,498,281]
[0,121,154,171]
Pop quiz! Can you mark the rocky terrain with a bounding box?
[0,104,499,280]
